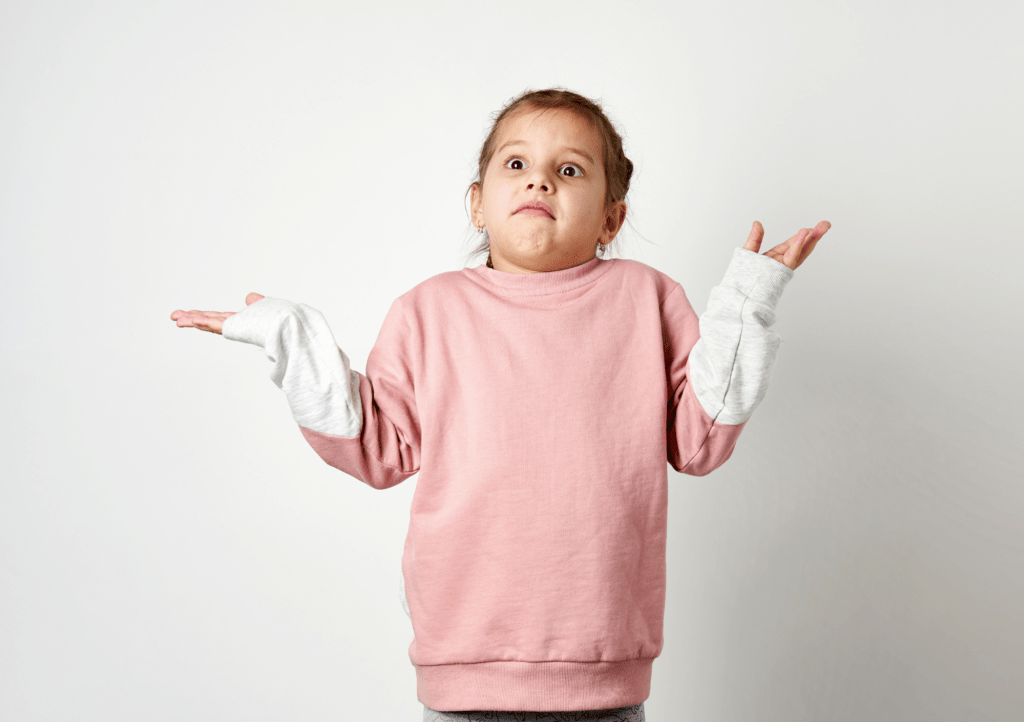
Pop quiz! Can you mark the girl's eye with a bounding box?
[505,157,525,170]
[560,163,583,178]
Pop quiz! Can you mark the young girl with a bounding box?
[171,88,829,722]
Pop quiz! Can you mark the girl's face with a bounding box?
[471,106,627,274]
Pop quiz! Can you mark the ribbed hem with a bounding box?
[465,256,614,297]
[415,658,652,712]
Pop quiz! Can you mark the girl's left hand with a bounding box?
[170,292,266,335]
[744,220,830,271]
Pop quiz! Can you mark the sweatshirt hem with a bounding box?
[415,658,653,712]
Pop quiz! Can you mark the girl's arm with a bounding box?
[192,296,420,489]
[665,220,829,475]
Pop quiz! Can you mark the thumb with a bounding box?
[245,292,264,306]
[743,221,763,253]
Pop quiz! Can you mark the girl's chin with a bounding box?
[491,235,562,255]
[490,243,595,272]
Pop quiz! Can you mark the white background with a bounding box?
[2,1,1022,720]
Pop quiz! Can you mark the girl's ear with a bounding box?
[602,201,627,242]
[470,182,484,227]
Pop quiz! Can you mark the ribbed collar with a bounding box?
[466,256,613,296]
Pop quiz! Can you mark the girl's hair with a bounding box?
[464,88,635,265]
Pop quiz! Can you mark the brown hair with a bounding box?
[464,88,635,265]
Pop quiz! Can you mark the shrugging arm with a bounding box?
[223,297,420,489]
[664,248,794,475]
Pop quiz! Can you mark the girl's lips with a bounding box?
[514,201,555,218]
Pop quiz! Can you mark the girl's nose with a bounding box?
[526,167,553,192]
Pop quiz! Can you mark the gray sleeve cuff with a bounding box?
[221,297,363,438]
[720,247,794,309]
[222,297,296,347]
[686,248,793,425]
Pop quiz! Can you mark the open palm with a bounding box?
[745,220,830,270]
[170,292,265,335]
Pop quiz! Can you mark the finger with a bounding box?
[190,315,224,335]
[174,311,200,328]
[172,308,231,320]
[172,311,206,326]
[795,221,830,266]
[763,238,791,260]
[183,312,210,328]
[172,309,206,324]
[797,234,822,266]
[175,311,221,328]
[801,235,820,259]
[246,292,265,306]
[743,221,763,252]
[783,229,811,270]
[785,227,811,246]
[799,221,829,249]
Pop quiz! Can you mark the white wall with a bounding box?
[2,1,1021,720]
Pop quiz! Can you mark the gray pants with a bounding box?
[423,703,645,722]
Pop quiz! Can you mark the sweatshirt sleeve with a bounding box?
[665,247,794,475]
[221,296,420,489]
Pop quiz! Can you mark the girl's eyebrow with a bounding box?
[496,140,595,164]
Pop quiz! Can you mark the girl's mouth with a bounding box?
[514,201,555,219]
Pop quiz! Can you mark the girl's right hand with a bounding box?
[170,292,265,335]
[744,221,830,271]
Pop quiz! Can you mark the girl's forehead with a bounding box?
[496,106,601,149]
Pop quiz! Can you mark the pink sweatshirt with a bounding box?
[222,248,793,711]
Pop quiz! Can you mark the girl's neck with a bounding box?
[485,250,601,274]
[470,254,611,296]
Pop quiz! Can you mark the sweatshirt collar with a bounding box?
[467,256,612,296]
